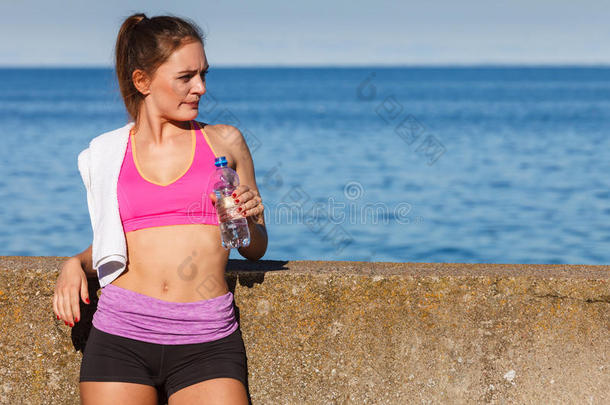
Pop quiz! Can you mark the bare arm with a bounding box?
[221,125,268,260]
[74,244,96,278]
[238,216,268,261]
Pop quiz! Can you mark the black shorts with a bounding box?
[79,324,248,404]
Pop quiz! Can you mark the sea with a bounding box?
[1,66,609,265]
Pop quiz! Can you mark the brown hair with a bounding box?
[114,13,206,123]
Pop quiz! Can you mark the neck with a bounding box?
[133,110,192,145]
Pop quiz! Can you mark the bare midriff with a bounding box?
[110,223,229,302]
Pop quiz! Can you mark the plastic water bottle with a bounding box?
[210,156,251,249]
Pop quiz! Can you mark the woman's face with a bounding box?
[141,40,209,122]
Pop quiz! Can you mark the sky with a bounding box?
[1,0,609,67]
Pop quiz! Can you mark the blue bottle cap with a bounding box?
[214,156,228,167]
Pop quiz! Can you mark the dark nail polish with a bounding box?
[85,298,90,304]
[235,199,239,203]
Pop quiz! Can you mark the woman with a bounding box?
[52,13,267,405]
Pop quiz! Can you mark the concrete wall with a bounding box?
[0,256,608,404]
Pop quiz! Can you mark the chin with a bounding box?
[176,110,198,121]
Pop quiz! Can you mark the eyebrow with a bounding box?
[177,65,210,74]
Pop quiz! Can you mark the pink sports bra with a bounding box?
[118,120,220,232]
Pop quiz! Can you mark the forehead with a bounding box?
[164,41,208,71]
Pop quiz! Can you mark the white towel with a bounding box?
[77,121,135,287]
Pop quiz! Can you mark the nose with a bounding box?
[192,75,206,95]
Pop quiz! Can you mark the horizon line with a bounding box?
[2,62,610,69]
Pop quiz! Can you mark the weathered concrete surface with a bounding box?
[0,256,608,404]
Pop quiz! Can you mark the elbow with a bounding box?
[238,223,267,261]
[239,242,268,261]
[242,247,267,261]
[246,252,265,261]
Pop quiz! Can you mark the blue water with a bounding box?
[1,66,609,265]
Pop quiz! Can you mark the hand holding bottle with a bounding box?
[208,156,251,249]
[208,184,264,221]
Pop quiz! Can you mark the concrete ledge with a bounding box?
[0,256,608,404]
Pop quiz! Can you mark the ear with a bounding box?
[132,69,151,96]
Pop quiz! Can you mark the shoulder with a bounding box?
[196,122,245,147]
[195,122,250,164]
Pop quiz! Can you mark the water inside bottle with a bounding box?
[210,166,250,249]
[215,192,251,249]
[219,217,251,249]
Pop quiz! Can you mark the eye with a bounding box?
[180,69,209,82]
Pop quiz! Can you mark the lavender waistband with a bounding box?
[92,283,239,345]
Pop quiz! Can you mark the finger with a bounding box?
[237,196,255,211]
[233,192,248,206]
[242,202,264,217]
[236,190,257,206]
[231,185,248,199]
[240,196,262,211]
[57,290,66,324]
[57,290,67,322]
[60,288,74,326]
[52,293,60,321]
[80,277,90,306]
[71,289,80,324]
